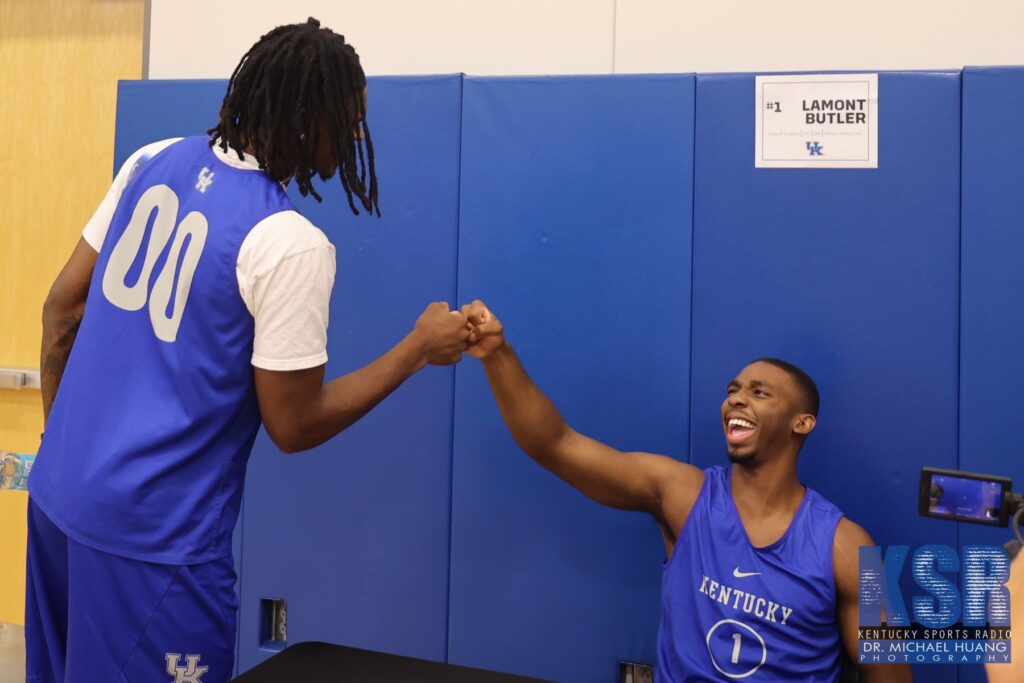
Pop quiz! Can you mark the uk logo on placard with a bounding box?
[858,545,1012,665]
[806,142,824,156]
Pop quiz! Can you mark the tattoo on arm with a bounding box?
[41,313,83,423]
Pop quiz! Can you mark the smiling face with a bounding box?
[721,361,816,464]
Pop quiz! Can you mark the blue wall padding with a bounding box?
[236,76,464,671]
[448,75,694,683]
[114,80,228,170]
[110,68,1024,683]
[958,66,1024,683]
[690,72,961,683]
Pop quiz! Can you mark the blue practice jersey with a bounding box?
[658,466,844,682]
[31,136,295,564]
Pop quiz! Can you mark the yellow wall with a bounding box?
[0,0,144,625]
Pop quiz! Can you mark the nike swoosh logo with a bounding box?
[733,567,762,578]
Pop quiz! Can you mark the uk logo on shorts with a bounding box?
[165,653,208,683]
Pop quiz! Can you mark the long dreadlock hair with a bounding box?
[208,17,379,216]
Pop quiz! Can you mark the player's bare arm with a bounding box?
[985,551,1023,683]
[834,517,913,683]
[462,300,703,548]
[41,238,98,424]
[255,301,470,453]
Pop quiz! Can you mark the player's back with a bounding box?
[31,137,295,564]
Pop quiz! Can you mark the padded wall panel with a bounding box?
[235,75,464,672]
[958,66,1024,683]
[449,75,695,683]
[691,72,961,682]
[114,80,227,170]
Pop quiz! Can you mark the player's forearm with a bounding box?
[283,333,428,452]
[480,343,570,463]
[40,298,84,424]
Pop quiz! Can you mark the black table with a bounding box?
[232,642,552,683]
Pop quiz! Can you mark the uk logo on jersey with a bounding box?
[195,167,215,193]
[165,653,208,683]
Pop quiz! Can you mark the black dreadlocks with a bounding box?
[208,17,379,216]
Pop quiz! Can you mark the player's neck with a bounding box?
[730,456,803,515]
[237,141,291,186]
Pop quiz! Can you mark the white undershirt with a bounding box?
[82,138,335,371]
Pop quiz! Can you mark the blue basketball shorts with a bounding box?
[25,499,237,683]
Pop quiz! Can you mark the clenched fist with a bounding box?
[410,302,471,366]
[461,300,505,359]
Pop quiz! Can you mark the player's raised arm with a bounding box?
[462,300,701,521]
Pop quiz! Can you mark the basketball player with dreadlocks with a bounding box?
[28,19,469,682]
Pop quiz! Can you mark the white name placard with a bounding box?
[755,73,878,168]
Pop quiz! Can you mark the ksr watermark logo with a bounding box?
[858,545,1012,665]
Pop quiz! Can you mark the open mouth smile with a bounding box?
[725,417,756,445]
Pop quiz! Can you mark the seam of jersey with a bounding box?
[827,512,844,606]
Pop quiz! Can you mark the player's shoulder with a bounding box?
[135,137,183,157]
[647,455,704,490]
[250,211,331,252]
[649,456,706,511]
[239,211,334,276]
[113,137,185,184]
[831,516,873,597]
[123,137,183,169]
[833,516,873,549]
[116,137,184,183]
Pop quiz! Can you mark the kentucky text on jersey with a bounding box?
[698,575,795,626]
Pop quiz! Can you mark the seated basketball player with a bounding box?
[461,300,911,682]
